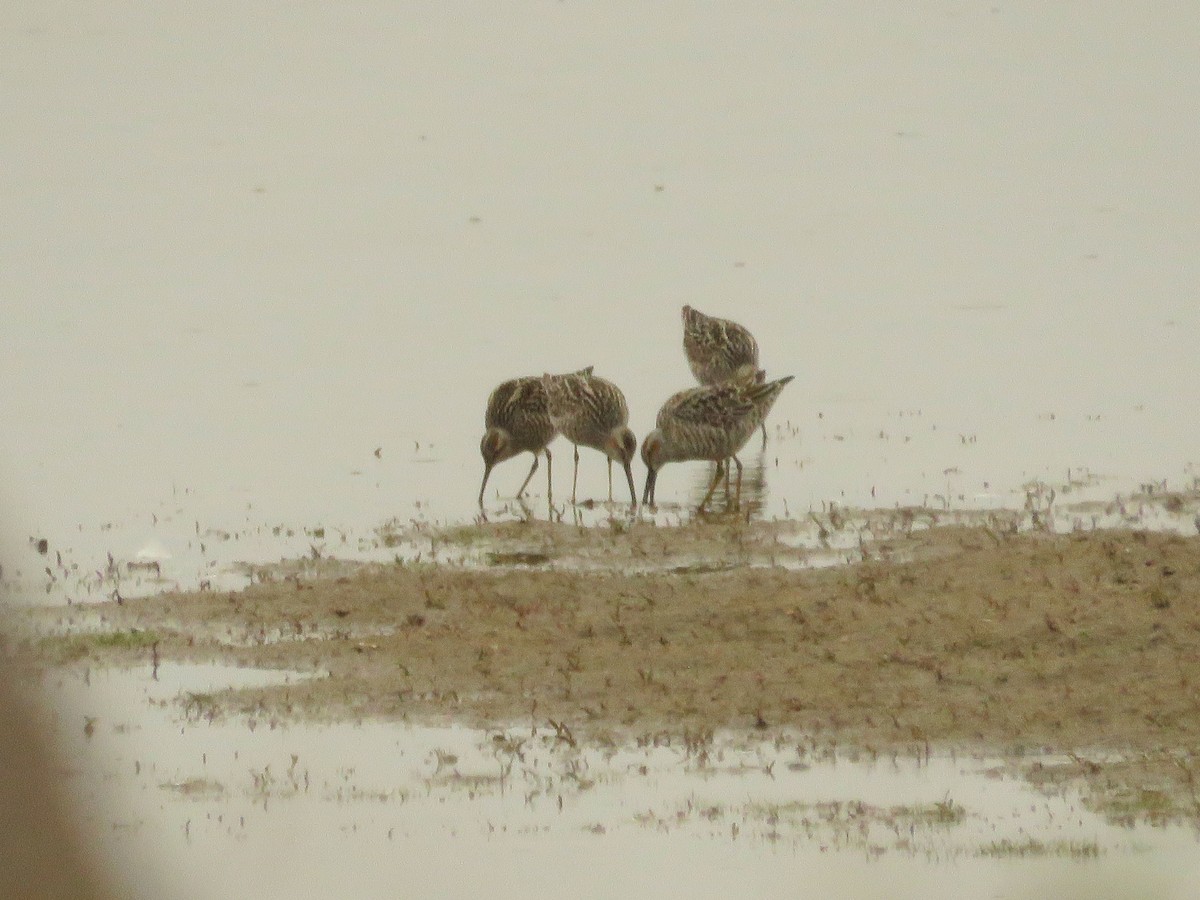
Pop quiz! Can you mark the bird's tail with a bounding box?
[746,375,793,408]
[681,305,707,330]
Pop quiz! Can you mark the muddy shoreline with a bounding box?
[9,518,1200,827]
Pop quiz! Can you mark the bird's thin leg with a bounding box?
[723,458,731,496]
[572,444,580,505]
[607,458,613,502]
[516,453,540,498]
[699,461,725,513]
[731,455,744,510]
[545,448,553,505]
[760,422,767,447]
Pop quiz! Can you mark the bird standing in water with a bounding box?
[478,367,592,506]
[681,305,773,444]
[641,375,793,512]
[542,369,638,506]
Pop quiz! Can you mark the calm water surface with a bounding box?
[39,664,1200,900]
[3,3,1200,896]
[3,2,1199,600]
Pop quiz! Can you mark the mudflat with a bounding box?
[12,516,1200,826]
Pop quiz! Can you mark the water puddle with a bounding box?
[7,469,1197,612]
[36,664,1200,899]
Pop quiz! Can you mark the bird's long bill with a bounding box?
[623,460,637,506]
[478,461,494,506]
[642,468,657,506]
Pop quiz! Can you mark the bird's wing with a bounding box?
[488,377,544,424]
[660,383,755,431]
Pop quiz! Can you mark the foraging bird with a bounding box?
[681,305,772,443]
[478,367,592,506]
[542,370,638,506]
[682,304,760,384]
[641,375,794,512]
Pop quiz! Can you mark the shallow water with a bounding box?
[4,5,1200,896]
[2,2,1200,602]
[38,664,1200,899]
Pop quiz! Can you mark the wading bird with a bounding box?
[542,369,638,506]
[478,367,592,506]
[641,375,793,512]
[681,305,774,444]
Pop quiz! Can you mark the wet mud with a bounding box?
[10,511,1200,831]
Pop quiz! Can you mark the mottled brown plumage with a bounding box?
[478,367,592,505]
[682,305,774,444]
[543,370,638,505]
[682,305,760,385]
[641,375,793,511]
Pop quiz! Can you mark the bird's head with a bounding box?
[605,426,638,465]
[639,429,665,472]
[480,428,513,467]
[640,429,666,506]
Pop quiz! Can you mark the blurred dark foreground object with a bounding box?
[0,654,121,900]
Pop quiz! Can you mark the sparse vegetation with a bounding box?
[11,522,1200,834]
[37,628,161,664]
[979,838,1101,859]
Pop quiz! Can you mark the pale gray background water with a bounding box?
[4,3,1200,896]
[4,1,1199,589]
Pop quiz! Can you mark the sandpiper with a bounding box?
[478,366,592,506]
[542,369,638,506]
[681,305,773,443]
[682,305,760,383]
[641,375,793,512]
